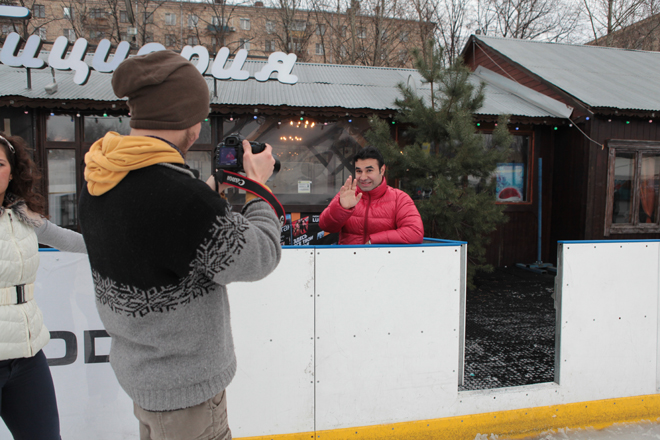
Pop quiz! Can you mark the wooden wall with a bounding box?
[584,116,660,241]
[484,125,557,268]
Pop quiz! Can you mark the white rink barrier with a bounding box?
[0,239,659,440]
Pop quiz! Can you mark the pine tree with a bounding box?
[366,40,513,288]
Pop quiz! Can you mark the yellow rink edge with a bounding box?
[235,393,660,440]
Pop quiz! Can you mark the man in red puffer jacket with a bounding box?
[319,146,424,244]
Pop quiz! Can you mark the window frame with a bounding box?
[33,4,45,18]
[479,129,535,205]
[605,139,660,235]
[63,6,73,19]
[188,14,198,29]
[240,17,250,30]
[165,12,176,26]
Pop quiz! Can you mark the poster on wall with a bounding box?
[281,214,292,246]
[495,163,525,202]
[290,213,338,246]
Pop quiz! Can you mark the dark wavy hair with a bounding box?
[354,146,385,169]
[0,132,46,215]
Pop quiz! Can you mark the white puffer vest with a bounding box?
[0,196,49,361]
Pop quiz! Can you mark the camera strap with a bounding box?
[214,170,286,226]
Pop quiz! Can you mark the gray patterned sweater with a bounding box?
[79,163,281,411]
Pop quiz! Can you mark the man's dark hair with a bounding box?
[354,146,385,169]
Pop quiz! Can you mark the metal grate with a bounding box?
[460,267,556,391]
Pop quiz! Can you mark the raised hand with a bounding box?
[339,176,362,209]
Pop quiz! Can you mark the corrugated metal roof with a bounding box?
[472,35,660,112]
[0,55,567,118]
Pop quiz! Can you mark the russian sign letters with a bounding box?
[0,32,299,85]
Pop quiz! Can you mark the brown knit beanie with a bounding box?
[112,50,210,130]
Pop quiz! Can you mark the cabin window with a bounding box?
[483,133,531,203]
[605,140,660,235]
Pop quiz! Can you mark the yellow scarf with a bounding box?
[85,132,185,196]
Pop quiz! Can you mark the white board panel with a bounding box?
[227,248,316,437]
[558,242,659,400]
[3,252,138,440]
[314,245,463,430]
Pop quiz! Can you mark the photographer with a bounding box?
[78,50,281,440]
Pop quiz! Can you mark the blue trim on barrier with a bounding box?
[558,239,660,244]
[39,248,60,252]
[283,238,466,249]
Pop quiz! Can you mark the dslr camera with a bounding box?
[214,134,281,175]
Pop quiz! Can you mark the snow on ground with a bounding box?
[475,420,660,439]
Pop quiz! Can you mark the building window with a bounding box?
[63,29,75,42]
[478,133,531,203]
[89,30,104,40]
[399,31,409,42]
[357,26,366,38]
[1,25,12,35]
[341,26,347,37]
[240,18,250,30]
[213,16,229,26]
[165,13,176,26]
[120,33,130,42]
[265,39,277,52]
[239,38,250,51]
[398,49,408,63]
[265,20,275,33]
[143,11,153,23]
[315,43,323,55]
[288,38,303,53]
[188,14,198,29]
[187,35,199,45]
[605,140,660,234]
[33,4,45,18]
[37,27,47,40]
[63,7,73,19]
[165,34,176,46]
[120,10,128,23]
[316,24,325,36]
[145,33,154,43]
[292,20,306,32]
[90,8,104,19]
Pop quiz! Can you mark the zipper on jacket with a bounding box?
[8,211,35,356]
[7,211,26,283]
[363,196,371,244]
[18,305,34,357]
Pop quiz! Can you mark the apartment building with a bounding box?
[0,0,430,68]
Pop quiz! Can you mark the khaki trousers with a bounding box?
[134,390,232,440]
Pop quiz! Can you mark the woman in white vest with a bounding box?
[0,133,86,440]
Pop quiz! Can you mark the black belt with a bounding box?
[214,170,286,227]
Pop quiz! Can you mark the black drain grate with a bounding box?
[460,267,556,391]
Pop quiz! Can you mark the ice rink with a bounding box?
[477,420,660,439]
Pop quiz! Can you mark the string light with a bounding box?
[585,117,590,121]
